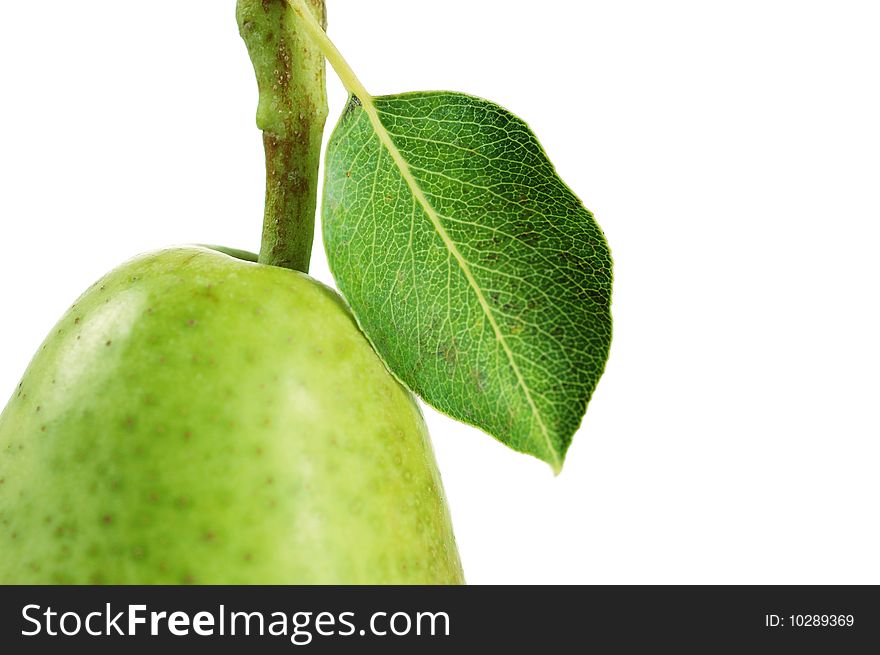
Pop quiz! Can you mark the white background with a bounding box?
[1,1,878,584]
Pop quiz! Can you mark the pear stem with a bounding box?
[236,0,328,273]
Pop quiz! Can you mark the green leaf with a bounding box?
[322,91,612,472]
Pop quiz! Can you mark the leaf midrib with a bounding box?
[357,96,562,472]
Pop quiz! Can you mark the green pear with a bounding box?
[0,247,464,584]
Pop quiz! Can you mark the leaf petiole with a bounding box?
[288,0,372,103]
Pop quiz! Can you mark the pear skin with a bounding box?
[0,247,463,584]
